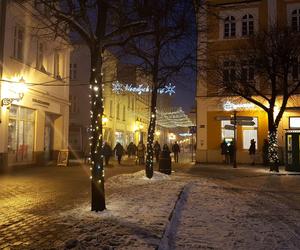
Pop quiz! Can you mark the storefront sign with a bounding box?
[32,98,50,107]
[223,101,255,111]
[112,81,176,96]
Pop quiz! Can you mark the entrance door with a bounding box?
[286,133,300,171]
[44,114,53,161]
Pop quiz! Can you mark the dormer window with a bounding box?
[224,16,236,38]
[242,14,254,36]
[292,9,300,32]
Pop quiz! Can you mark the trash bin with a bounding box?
[159,149,172,175]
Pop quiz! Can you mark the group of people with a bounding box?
[101,140,182,166]
[221,139,257,165]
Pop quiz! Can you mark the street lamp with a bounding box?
[1,77,27,106]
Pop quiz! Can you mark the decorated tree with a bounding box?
[32,0,148,211]
[123,0,194,178]
[210,27,300,171]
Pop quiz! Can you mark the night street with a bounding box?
[1,161,300,249]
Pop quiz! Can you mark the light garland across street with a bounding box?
[156,108,194,128]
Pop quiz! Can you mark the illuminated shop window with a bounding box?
[8,105,35,164]
[242,117,258,149]
[289,117,300,128]
[221,120,234,140]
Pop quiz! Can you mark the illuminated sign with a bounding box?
[112,81,175,96]
[223,101,254,111]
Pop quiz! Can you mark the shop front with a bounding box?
[0,88,69,170]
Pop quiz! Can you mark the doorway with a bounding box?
[286,132,300,172]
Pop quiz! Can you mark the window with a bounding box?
[242,14,254,36]
[223,60,236,82]
[221,120,234,140]
[224,16,236,38]
[116,103,120,119]
[123,105,126,121]
[110,100,113,117]
[13,26,24,61]
[241,60,254,82]
[8,106,35,164]
[242,117,258,149]
[70,63,77,80]
[289,117,300,128]
[54,52,60,78]
[292,9,300,32]
[292,57,300,80]
[70,95,79,114]
[36,41,44,71]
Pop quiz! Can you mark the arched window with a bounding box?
[292,9,300,32]
[224,16,236,38]
[242,14,254,36]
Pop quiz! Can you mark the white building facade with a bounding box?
[0,1,71,171]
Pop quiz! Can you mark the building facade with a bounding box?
[196,0,300,167]
[69,45,150,156]
[0,1,71,171]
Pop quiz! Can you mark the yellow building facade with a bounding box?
[196,0,300,165]
[69,46,150,156]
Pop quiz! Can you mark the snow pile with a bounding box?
[106,170,171,190]
[55,171,185,249]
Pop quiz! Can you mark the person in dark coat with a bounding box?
[103,142,112,166]
[249,139,256,165]
[127,142,136,158]
[137,141,146,164]
[154,141,161,163]
[114,142,124,164]
[159,144,172,174]
[172,141,180,163]
[220,139,229,164]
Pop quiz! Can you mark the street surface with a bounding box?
[0,154,300,249]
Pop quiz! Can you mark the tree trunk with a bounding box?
[90,51,106,211]
[145,88,158,179]
[268,112,280,172]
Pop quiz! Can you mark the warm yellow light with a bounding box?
[168,133,176,140]
[155,130,161,136]
[139,124,144,129]
[102,116,108,124]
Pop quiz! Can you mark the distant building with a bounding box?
[0,1,71,171]
[69,45,151,156]
[196,0,300,166]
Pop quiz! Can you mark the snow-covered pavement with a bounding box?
[54,170,300,250]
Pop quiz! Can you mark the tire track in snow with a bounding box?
[157,182,194,250]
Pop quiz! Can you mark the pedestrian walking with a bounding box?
[127,142,136,158]
[103,142,112,166]
[220,139,229,164]
[137,141,146,164]
[154,141,161,163]
[249,139,256,165]
[172,141,180,163]
[114,142,124,165]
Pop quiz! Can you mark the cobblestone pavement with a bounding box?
[0,159,143,250]
[1,157,300,249]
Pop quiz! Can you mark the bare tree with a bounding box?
[30,0,148,211]
[210,27,300,171]
[122,0,194,178]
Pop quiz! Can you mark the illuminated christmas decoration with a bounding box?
[156,108,194,128]
[112,81,176,95]
[223,101,254,111]
[268,130,279,171]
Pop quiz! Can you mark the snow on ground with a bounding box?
[173,182,300,250]
[55,171,186,249]
[54,170,300,250]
